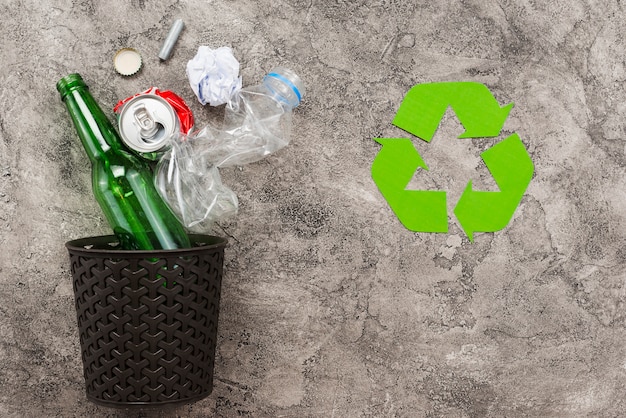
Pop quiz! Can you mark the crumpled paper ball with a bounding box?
[186,46,242,106]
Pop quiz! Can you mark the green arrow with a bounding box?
[453,133,534,241]
[392,82,514,141]
[371,138,447,232]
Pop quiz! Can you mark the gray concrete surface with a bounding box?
[1,0,625,416]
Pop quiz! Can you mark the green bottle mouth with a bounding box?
[57,73,87,98]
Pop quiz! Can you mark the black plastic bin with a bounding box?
[66,234,227,408]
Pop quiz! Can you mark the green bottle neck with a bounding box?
[57,74,121,162]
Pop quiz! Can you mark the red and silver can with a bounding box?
[114,88,194,160]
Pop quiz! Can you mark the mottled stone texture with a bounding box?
[0,0,625,416]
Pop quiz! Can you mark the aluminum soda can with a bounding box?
[115,88,194,160]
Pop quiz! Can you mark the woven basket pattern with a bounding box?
[67,236,225,408]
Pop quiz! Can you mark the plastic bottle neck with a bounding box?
[262,68,305,110]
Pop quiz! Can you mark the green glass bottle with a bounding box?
[57,73,190,250]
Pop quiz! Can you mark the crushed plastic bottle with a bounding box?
[155,67,305,229]
[213,66,305,166]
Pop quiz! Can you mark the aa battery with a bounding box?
[159,19,184,61]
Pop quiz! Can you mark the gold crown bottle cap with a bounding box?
[113,48,142,76]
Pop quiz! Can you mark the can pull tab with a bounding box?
[133,104,159,140]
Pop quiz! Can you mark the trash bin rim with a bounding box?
[65,234,227,257]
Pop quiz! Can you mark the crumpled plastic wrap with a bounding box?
[186,46,242,106]
[157,65,304,230]
[155,89,293,229]
[155,129,239,230]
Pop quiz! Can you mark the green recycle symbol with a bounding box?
[372,82,534,242]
